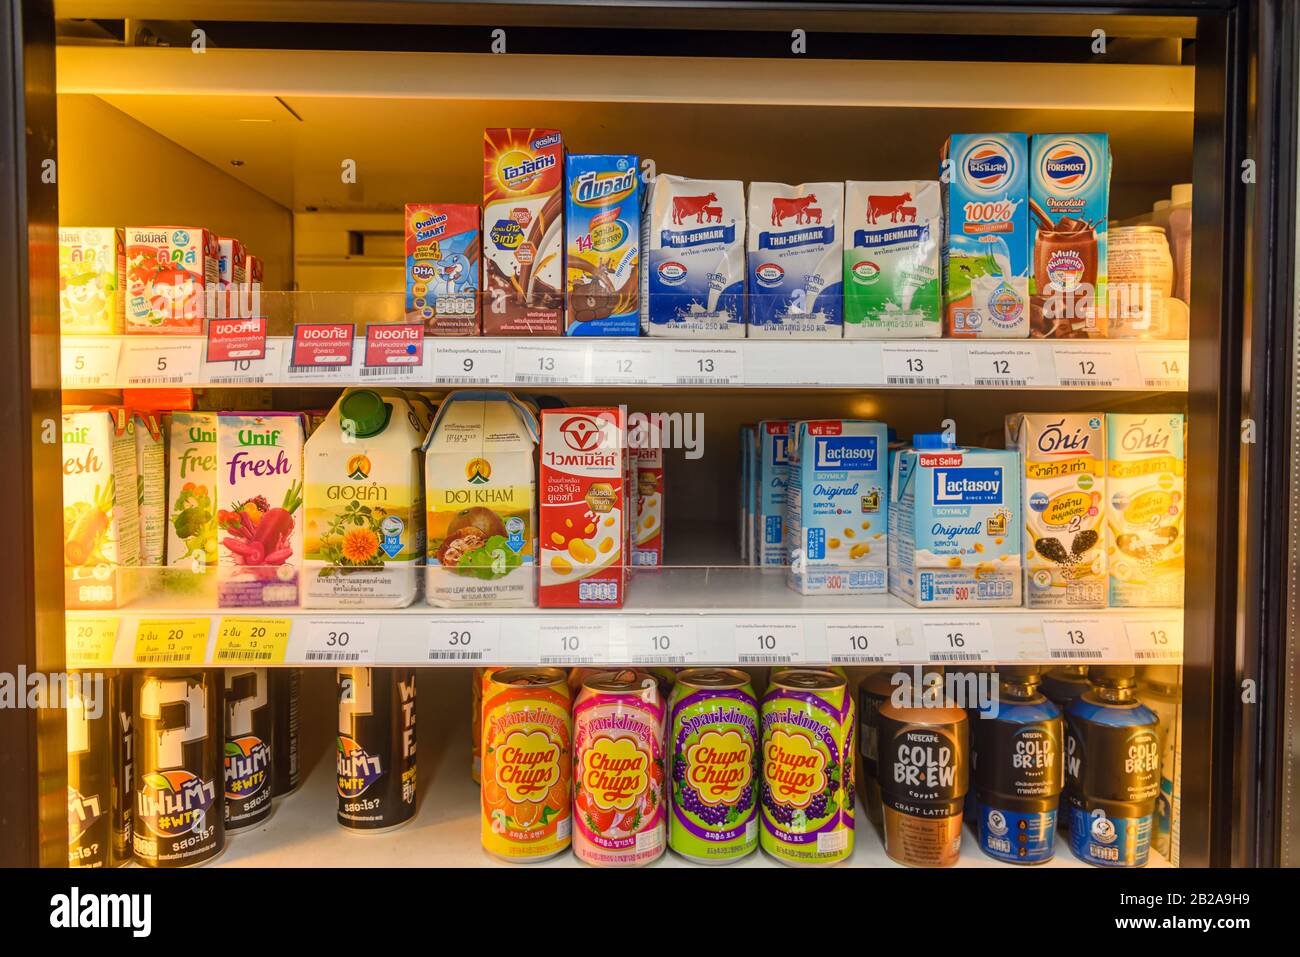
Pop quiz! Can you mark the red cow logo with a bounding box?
[805,207,822,224]
[703,205,723,223]
[672,192,718,225]
[770,195,818,226]
[866,192,912,225]
[896,205,917,223]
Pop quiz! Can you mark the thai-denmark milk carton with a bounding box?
[1105,413,1185,608]
[787,419,889,595]
[757,420,793,566]
[124,227,221,334]
[746,182,843,337]
[646,174,746,337]
[59,227,125,335]
[1005,413,1107,608]
[843,181,942,337]
[565,154,640,336]
[941,134,1030,338]
[888,435,1021,607]
[166,411,218,568]
[405,203,481,335]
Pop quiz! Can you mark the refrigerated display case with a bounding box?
[1,0,1294,873]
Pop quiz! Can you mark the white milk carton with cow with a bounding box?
[746,182,844,338]
[646,174,746,337]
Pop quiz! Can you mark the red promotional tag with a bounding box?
[206,316,268,362]
[291,323,354,367]
[365,323,424,367]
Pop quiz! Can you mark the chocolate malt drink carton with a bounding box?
[405,203,481,335]
[124,227,220,334]
[59,227,126,335]
[746,182,843,338]
[565,154,640,336]
[843,181,942,337]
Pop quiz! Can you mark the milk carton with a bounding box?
[1005,413,1106,608]
[757,420,793,566]
[124,227,220,334]
[565,154,640,336]
[304,390,426,608]
[646,174,746,337]
[746,182,843,337]
[631,442,664,567]
[941,134,1030,338]
[424,390,539,607]
[405,203,481,335]
[539,407,627,607]
[217,412,306,607]
[787,419,888,595]
[483,129,565,335]
[888,435,1021,607]
[133,411,166,568]
[1105,414,1185,607]
[166,411,218,568]
[843,181,942,337]
[59,227,125,335]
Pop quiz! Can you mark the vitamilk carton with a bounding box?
[843,181,942,337]
[1105,414,1185,607]
[63,407,140,608]
[787,419,889,595]
[124,227,220,334]
[133,411,166,569]
[746,182,843,337]
[405,203,481,335]
[757,420,793,566]
[888,434,1021,607]
[565,154,641,336]
[166,411,218,568]
[59,227,125,335]
[1005,413,1106,608]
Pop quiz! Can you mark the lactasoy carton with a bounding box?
[757,420,793,566]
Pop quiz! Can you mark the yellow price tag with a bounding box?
[66,617,120,669]
[214,617,290,665]
[133,618,211,666]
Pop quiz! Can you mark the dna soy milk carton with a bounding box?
[1105,414,1185,607]
[843,182,942,338]
[941,134,1031,338]
[746,182,843,337]
[404,203,481,335]
[1005,413,1107,608]
[565,154,640,336]
[59,227,125,335]
[888,435,1021,607]
[786,419,889,595]
[757,420,793,566]
[646,174,746,337]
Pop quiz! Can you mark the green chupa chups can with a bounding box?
[668,669,760,864]
[760,670,855,866]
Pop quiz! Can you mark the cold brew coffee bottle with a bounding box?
[1042,665,1089,831]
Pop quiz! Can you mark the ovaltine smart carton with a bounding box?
[405,203,481,335]
[483,129,565,335]
[888,434,1021,607]
[757,420,793,566]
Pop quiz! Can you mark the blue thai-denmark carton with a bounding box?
[564,154,641,336]
[746,182,843,338]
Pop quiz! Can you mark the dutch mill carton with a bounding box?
[888,434,1021,607]
[405,203,481,335]
[483,129,565,335]
[843,181,942,337]
[787,419,889,595]
[1005,413,1107,608]
[565,154,641,336]
[941,134,1031,338]
[59,227,125,335]
[646,174,746,337]
[746,182,843,337]
[756,420,793,566]
[124,227,221,334]
[1105,414,1185,607]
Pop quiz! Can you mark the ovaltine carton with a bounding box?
[843,181,942,337]
[565,154,640,336]
[941,134,1030,338]
[124,227,221,334]
[405,203,481,335]
[483,129,565,335]
[757,420,793,566]
[888,435,1021,607]
[424,390,539,607]
[539,407,627,607]
[59,227,125,335]
[787,419,889,595]
[746,182,843,337]
[1005,413,1106,608]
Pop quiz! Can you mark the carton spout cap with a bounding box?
[913,432,954,450]
[340,389,391,438]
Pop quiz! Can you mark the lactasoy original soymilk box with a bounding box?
[843,182,942,337]
[424,390,539,607]
[746,182,843,337]
[888,435,1021,607]
[1105,413,1185,607]
[757,420,794,566]
[787,419,889,595]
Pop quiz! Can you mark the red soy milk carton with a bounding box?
[539,406,627,608]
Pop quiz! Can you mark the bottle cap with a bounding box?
[339,389,391,439]
[913,432,955,450]
[1001,665,1042,685]
[1090,664,1137,688]
[1170,183,1193,206]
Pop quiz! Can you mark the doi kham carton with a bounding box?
[424,390,539,607]
[166,411,218,568]
[124,227,220,334]
[59,227,125,335]
[1105,413,1185,607]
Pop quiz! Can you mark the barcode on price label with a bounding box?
[61,340,122,388]
[1041,618,1122,661]
[512,345,586,384]
[589,346,662,385]
[1124,620,1183,661]
[120,340,201,385]
[1136,349,1189,389]
[734,621,803,664]
[538,621,609,665]
[965,344,1046,387]
[432,345,506,384]
[1052,347,1130,388]
[623,621,698,665]
[205,340,284,384]
[881,344,954,386]
[300,619,378,663]
[428,619,499,663]
[920,620,994,663]
[824,622,898,664]
[668,346,743,385]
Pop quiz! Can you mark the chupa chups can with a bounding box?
[67,671,132,867]
[760,670,855,866]
[270,668,301,799]
[337,667,417,831]
[133,670,223,867]
[223,668,274,830]
[877,694,968,867]
[1065,666,1160,867]
[472,667,508,783]
[573,670,666,867]
[1041,665,1089,829]
[668,669,760,864]
[480,668,573,861]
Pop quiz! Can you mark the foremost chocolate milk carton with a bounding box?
[646,174,746,337]
[483,129,565,335]
[565,154,640,336]
[746,182,843,337]
[843,181,942,338]
[405,203,481,335]
[1105,413,1185,607]
[941,134,1030,338]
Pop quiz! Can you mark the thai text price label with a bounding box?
[364,322,424,371]
[289,322,355,368]
[825,622,899,664]
[61,339,122,388]
[512,343,587,385]
[66,618,120,669]
[589,345,663,385]
[538,621,609,665]
[1041,617,1123,662]
[133,618,211,666]
[734,621,804,665]
[668,345,743,385]
[920,620,995,663]
[1124,619,1183,662]
[428,619,499,663]
[1135,348,1189,390]
[965,343,1048,387]
[206,316,268,362]
[120,339,202,386]
[881,343,956,386]
[214,617,291,664]
[623,621,699,665]
[1053,345,1130,388]
[301,618,378,664]
[431,343,506,384]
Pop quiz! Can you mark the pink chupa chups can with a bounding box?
[573,670,666,866]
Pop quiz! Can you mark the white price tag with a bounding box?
[881,343,955,386]
[120,339,202,386]
[203,339,284,385]
[300,618,378,664]
[1135,348,1189,390]
[623,621,699,665]
[1053,346,1131,388]
[589,345,663,385]
[965,344,1049,387]
[428,618,500,664]
[431,343,506,384]
[61,339,122,388]
[734,621,804,665]
[538,621,609,665]
[824,621,899,664]
[512,343,586,385]
[920,620,995,663]
[1124,619,1183,662]
[1041,617,1125,662]
[668,345,743,386]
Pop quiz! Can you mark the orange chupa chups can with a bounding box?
[481,668,573,861]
